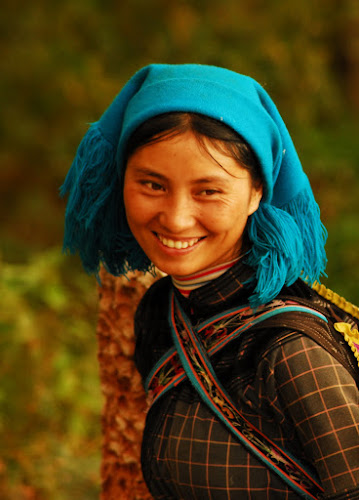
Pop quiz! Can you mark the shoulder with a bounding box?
[265,279,359,384]
[262,333,358,393]
[135,274,172,326]
[134,275,173,379]
[261,333,359,496]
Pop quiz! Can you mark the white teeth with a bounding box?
[157,235,200,249]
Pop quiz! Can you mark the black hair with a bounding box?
[124,112,262,186]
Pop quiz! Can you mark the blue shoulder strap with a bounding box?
[145,295,327,406]
[165,291,325,500]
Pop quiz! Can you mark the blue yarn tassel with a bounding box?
[61,124,327,297]
[60,123,117,274]
[246,189,327,307]
[284,188,328,283]
[60,123,151,277]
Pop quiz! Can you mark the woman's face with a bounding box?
[123,131,262,278]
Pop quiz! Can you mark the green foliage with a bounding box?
[0,249,101,499]
[292,119,359,302]
[1,0,358,497]
[1,0,359,256]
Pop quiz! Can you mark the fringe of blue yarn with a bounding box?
[60,123,151,280]
[61,123,327,302]
[245,190,328,307]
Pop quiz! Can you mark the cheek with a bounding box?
[202,199,253,240]
[123,179,138,211]
[207,199,250,223]
[124,191,156,228]
[200,210,246,239]
[123,186,141,226]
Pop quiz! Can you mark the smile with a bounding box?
[156,234,202,249]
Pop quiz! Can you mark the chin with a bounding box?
[156,263,197,278]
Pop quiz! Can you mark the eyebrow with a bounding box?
[131,167,232,186]
[192,176,232,186]
[131,167,167,181]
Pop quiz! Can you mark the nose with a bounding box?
[157,193,196,233]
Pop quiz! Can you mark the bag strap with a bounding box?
[256,309,359,385]
[168,291,324,500]
[145,298,329,404]
[311,281,359,378]
[312,281,359,319]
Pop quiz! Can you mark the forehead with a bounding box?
[126,131,250,181]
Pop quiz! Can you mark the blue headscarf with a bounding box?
[61,63,327,305]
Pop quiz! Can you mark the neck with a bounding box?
[171,258,240,298]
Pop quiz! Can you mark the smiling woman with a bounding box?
[123,126,262,278]
[61,64,359,499]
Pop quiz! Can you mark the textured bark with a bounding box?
[97,268,157,500]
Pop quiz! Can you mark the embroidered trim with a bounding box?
[334,322,359,369]
[145,300,328,405]
[312,281,359,376]
[312,281,359,320]
[168,292,324,500]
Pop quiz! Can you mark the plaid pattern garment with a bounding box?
[134,261,359,499]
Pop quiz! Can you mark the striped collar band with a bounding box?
[171,258,240,298]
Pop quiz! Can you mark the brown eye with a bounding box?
[140,180,164,191]
[200,189,220,196]
[148,182,164,191]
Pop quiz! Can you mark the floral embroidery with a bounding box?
[144,284,359,499]
[168,295,324,500]
[146,299,328,413]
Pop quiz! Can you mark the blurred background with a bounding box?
[1,0,358,498]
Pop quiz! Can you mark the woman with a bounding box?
[62,64,359,499]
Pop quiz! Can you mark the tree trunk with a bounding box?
[97,268,156,500]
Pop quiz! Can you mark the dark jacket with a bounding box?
[134,261,359,499]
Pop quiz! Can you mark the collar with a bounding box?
[171,258,240,298]
[174,259,255,320]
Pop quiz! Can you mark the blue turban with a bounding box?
[61,63,327,305]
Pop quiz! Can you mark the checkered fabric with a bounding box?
[134,261,359,499]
